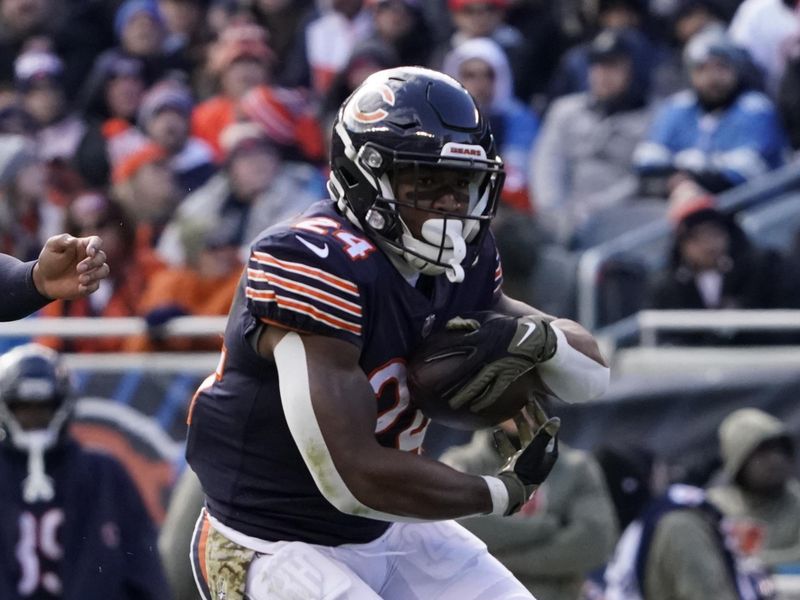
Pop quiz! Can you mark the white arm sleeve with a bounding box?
[274,332,430,522]
[536,324,610,404]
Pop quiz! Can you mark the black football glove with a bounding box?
[445,313,557,414]
[494,400,560,516]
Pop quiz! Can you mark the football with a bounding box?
[407,312,546,430]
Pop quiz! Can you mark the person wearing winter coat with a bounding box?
[708,408,800,570]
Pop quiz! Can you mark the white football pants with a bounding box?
[192,510,534,600]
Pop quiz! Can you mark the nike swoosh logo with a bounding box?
[517,322,537,346]
[295,235,329,258]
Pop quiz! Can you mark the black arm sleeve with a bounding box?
[0,253,51,321]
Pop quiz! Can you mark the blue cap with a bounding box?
[114,0,163,39]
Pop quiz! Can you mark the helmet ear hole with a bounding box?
[366,204,402,239]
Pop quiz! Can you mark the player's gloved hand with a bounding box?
[494,400,560,516]
[445,313,557,414]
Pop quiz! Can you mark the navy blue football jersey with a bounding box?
[0,440,167,600]
[186,200,503,546]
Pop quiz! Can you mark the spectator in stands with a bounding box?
[138,78,216,195]
[778,42,800,152]
[634,28,787,197]
[250,0,316,85]
[157,122,322,267]
[532,29,652,247]
[318,40,400,135]
[37,193,149,353]
[547,0,660,103]
[239,83,326,166]
[600,442,772,600]
[0,0,53,85]
[367,0,435,67]
[14,50,85,165]
[670,0,727,49]
[502,0,571,106]
[728,0,800,95]
[645,192,787,344]
[594,443,662,533]
[103,0,188,85]
[440,401,618,600]
[282,0,373,95]
[592,0,650,30]
[435,0,528,100]
[0,343,168,599]
[648,0,730,99]
[157,0,211,77]
[708,408,800,570]
[443,37,539,215]
[0,135,60,262]
[77,54,149,171]
[191,22,273,157]
[127,219,241,352]
[112,143,180,274]
[0,102,35,137]
[0,0,114,98]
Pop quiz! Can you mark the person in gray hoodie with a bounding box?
[531,28,653,248]
[708,407,800,570]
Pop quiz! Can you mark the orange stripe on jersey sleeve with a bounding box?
[245,288,362,335]
[251,251,359,297]
[247,268,361,317]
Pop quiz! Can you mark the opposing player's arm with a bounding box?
[258,325,495,521]
[492,292,609,403]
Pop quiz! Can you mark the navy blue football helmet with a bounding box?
[328,66,505,282]
[0,344,74,502]
[0,343,73,445]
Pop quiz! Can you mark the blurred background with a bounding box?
[1,0,800,598]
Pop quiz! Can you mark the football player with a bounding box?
[1,235,110,322]
[186,67,609,599]
[0,344,168,599]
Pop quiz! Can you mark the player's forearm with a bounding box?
[0,254,51,321]
[344,447,493,519]
[275,331,495,522]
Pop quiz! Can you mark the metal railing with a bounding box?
[637,309,800,346]
[0,316,228,371]
[0,315,228,338]
[595,309,800,352]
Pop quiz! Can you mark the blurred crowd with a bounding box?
[1,2,800,598]
[0,0,798,350]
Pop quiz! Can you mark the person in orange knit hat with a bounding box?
[645,180,790,344]
[112,142,181,277]
[191,22,273,157]
[238,84,325,164]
